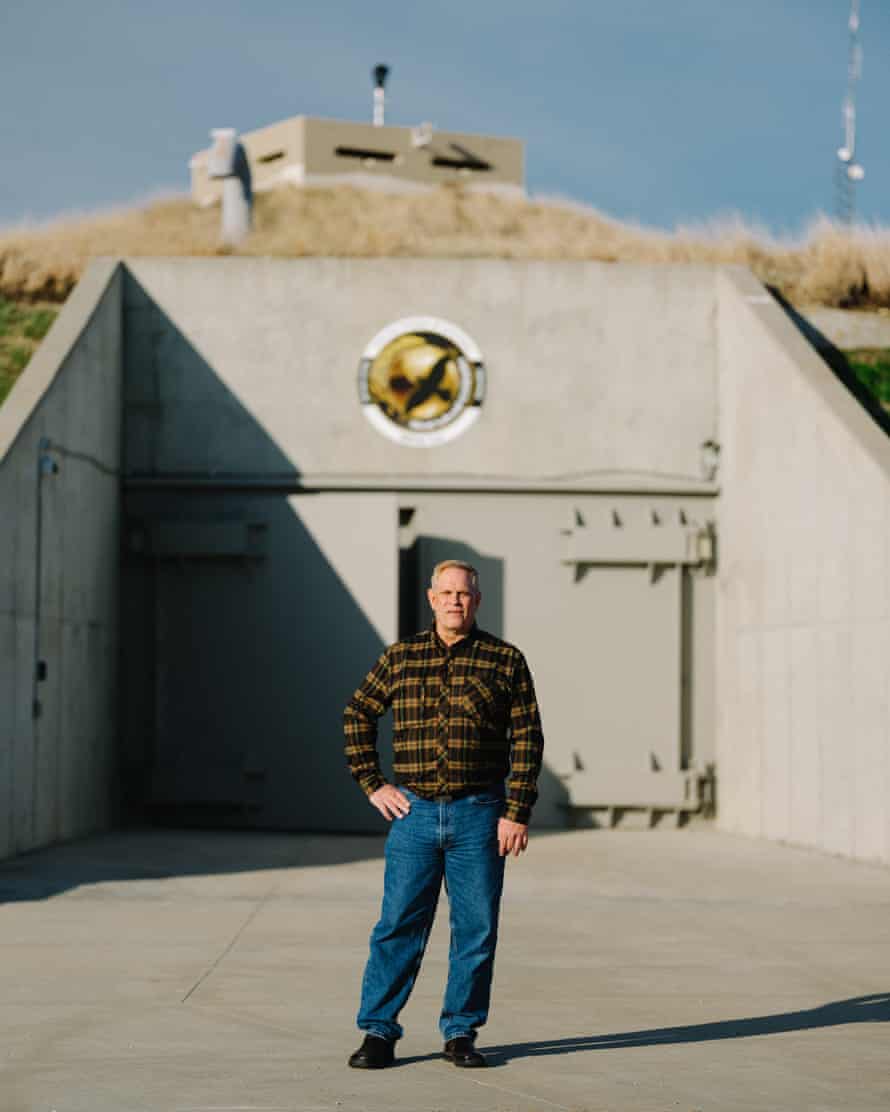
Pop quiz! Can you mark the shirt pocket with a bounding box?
[461,676,509,729]
[393,677,429,729]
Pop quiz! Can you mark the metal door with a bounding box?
[397,494,714,826]
[144,491,398,830]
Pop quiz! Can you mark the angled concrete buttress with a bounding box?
[0,259,124,859]
[716,268,890,863]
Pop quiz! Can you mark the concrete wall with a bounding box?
[716,268,890,863]
[122,258,721,492]
[0,260,123,859]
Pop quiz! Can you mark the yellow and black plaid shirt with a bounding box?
[343,624,544,825]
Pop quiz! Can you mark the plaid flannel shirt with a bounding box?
[343,624,544,824]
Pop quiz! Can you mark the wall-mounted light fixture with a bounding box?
[700,439,720,482]
[38,437,59,476]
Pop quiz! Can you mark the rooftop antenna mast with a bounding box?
[373,64,389,127]
[835,0,864,224]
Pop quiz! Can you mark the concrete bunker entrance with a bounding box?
[122,486,714,834]
[115,263,717,836]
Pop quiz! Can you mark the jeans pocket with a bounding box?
[397,787,420,807]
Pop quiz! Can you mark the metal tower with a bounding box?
[835,0,865,224]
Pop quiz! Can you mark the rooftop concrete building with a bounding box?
[1,257,888,866]
[189,116,525,206]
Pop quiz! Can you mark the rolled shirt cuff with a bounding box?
[503,800,530,825]
[359,773,386,796]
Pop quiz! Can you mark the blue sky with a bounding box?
[2,0,888,233]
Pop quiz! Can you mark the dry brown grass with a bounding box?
[2,185,890,309]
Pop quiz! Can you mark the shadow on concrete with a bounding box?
[0,822,573,903]
[476,992,890,1064]
[0,828,389,903]
[121,272,393,835]
[769,287,890,438]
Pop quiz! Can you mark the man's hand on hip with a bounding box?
[498,817,529,857]
[369,784,411,821]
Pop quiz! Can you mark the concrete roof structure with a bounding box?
[189,116,525,206]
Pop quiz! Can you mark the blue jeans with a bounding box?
[357,787,506,1043]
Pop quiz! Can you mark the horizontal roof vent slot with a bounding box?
[257,150,286,164]
[432,143,493,172]
[431,156,492,171]
[334,146,396,162]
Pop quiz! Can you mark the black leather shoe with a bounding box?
[348,1034,395,1069]
[443,1036,486,1068]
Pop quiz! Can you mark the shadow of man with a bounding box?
[479,992,890,1065]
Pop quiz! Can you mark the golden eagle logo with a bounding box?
[367,332,462,425]
[358,318,485,447]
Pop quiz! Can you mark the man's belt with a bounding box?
[400,784,502,803]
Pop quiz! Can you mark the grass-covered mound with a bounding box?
[1,186,889,309]
[1,186,889,410]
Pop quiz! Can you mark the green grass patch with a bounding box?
[845,348,890,410]
[23,308,56,341]
[0,372,13,407]
[0,298,57,407]
[6,346,30,374]
[0,297,24,337]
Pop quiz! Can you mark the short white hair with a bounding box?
[431,559,480,592]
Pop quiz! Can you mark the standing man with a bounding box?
[343,559,544,1069]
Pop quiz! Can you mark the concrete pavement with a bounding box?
[0,825,888,1112]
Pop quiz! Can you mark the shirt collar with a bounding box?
[429,621,479,654]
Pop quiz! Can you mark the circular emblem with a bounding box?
[358,316,485,446]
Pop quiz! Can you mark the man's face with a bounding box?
[427,566,480,641]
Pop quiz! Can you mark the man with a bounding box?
[343,559,544,1069]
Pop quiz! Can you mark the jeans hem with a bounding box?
[442,1029,477,1043]
[359,1025,399,1043]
